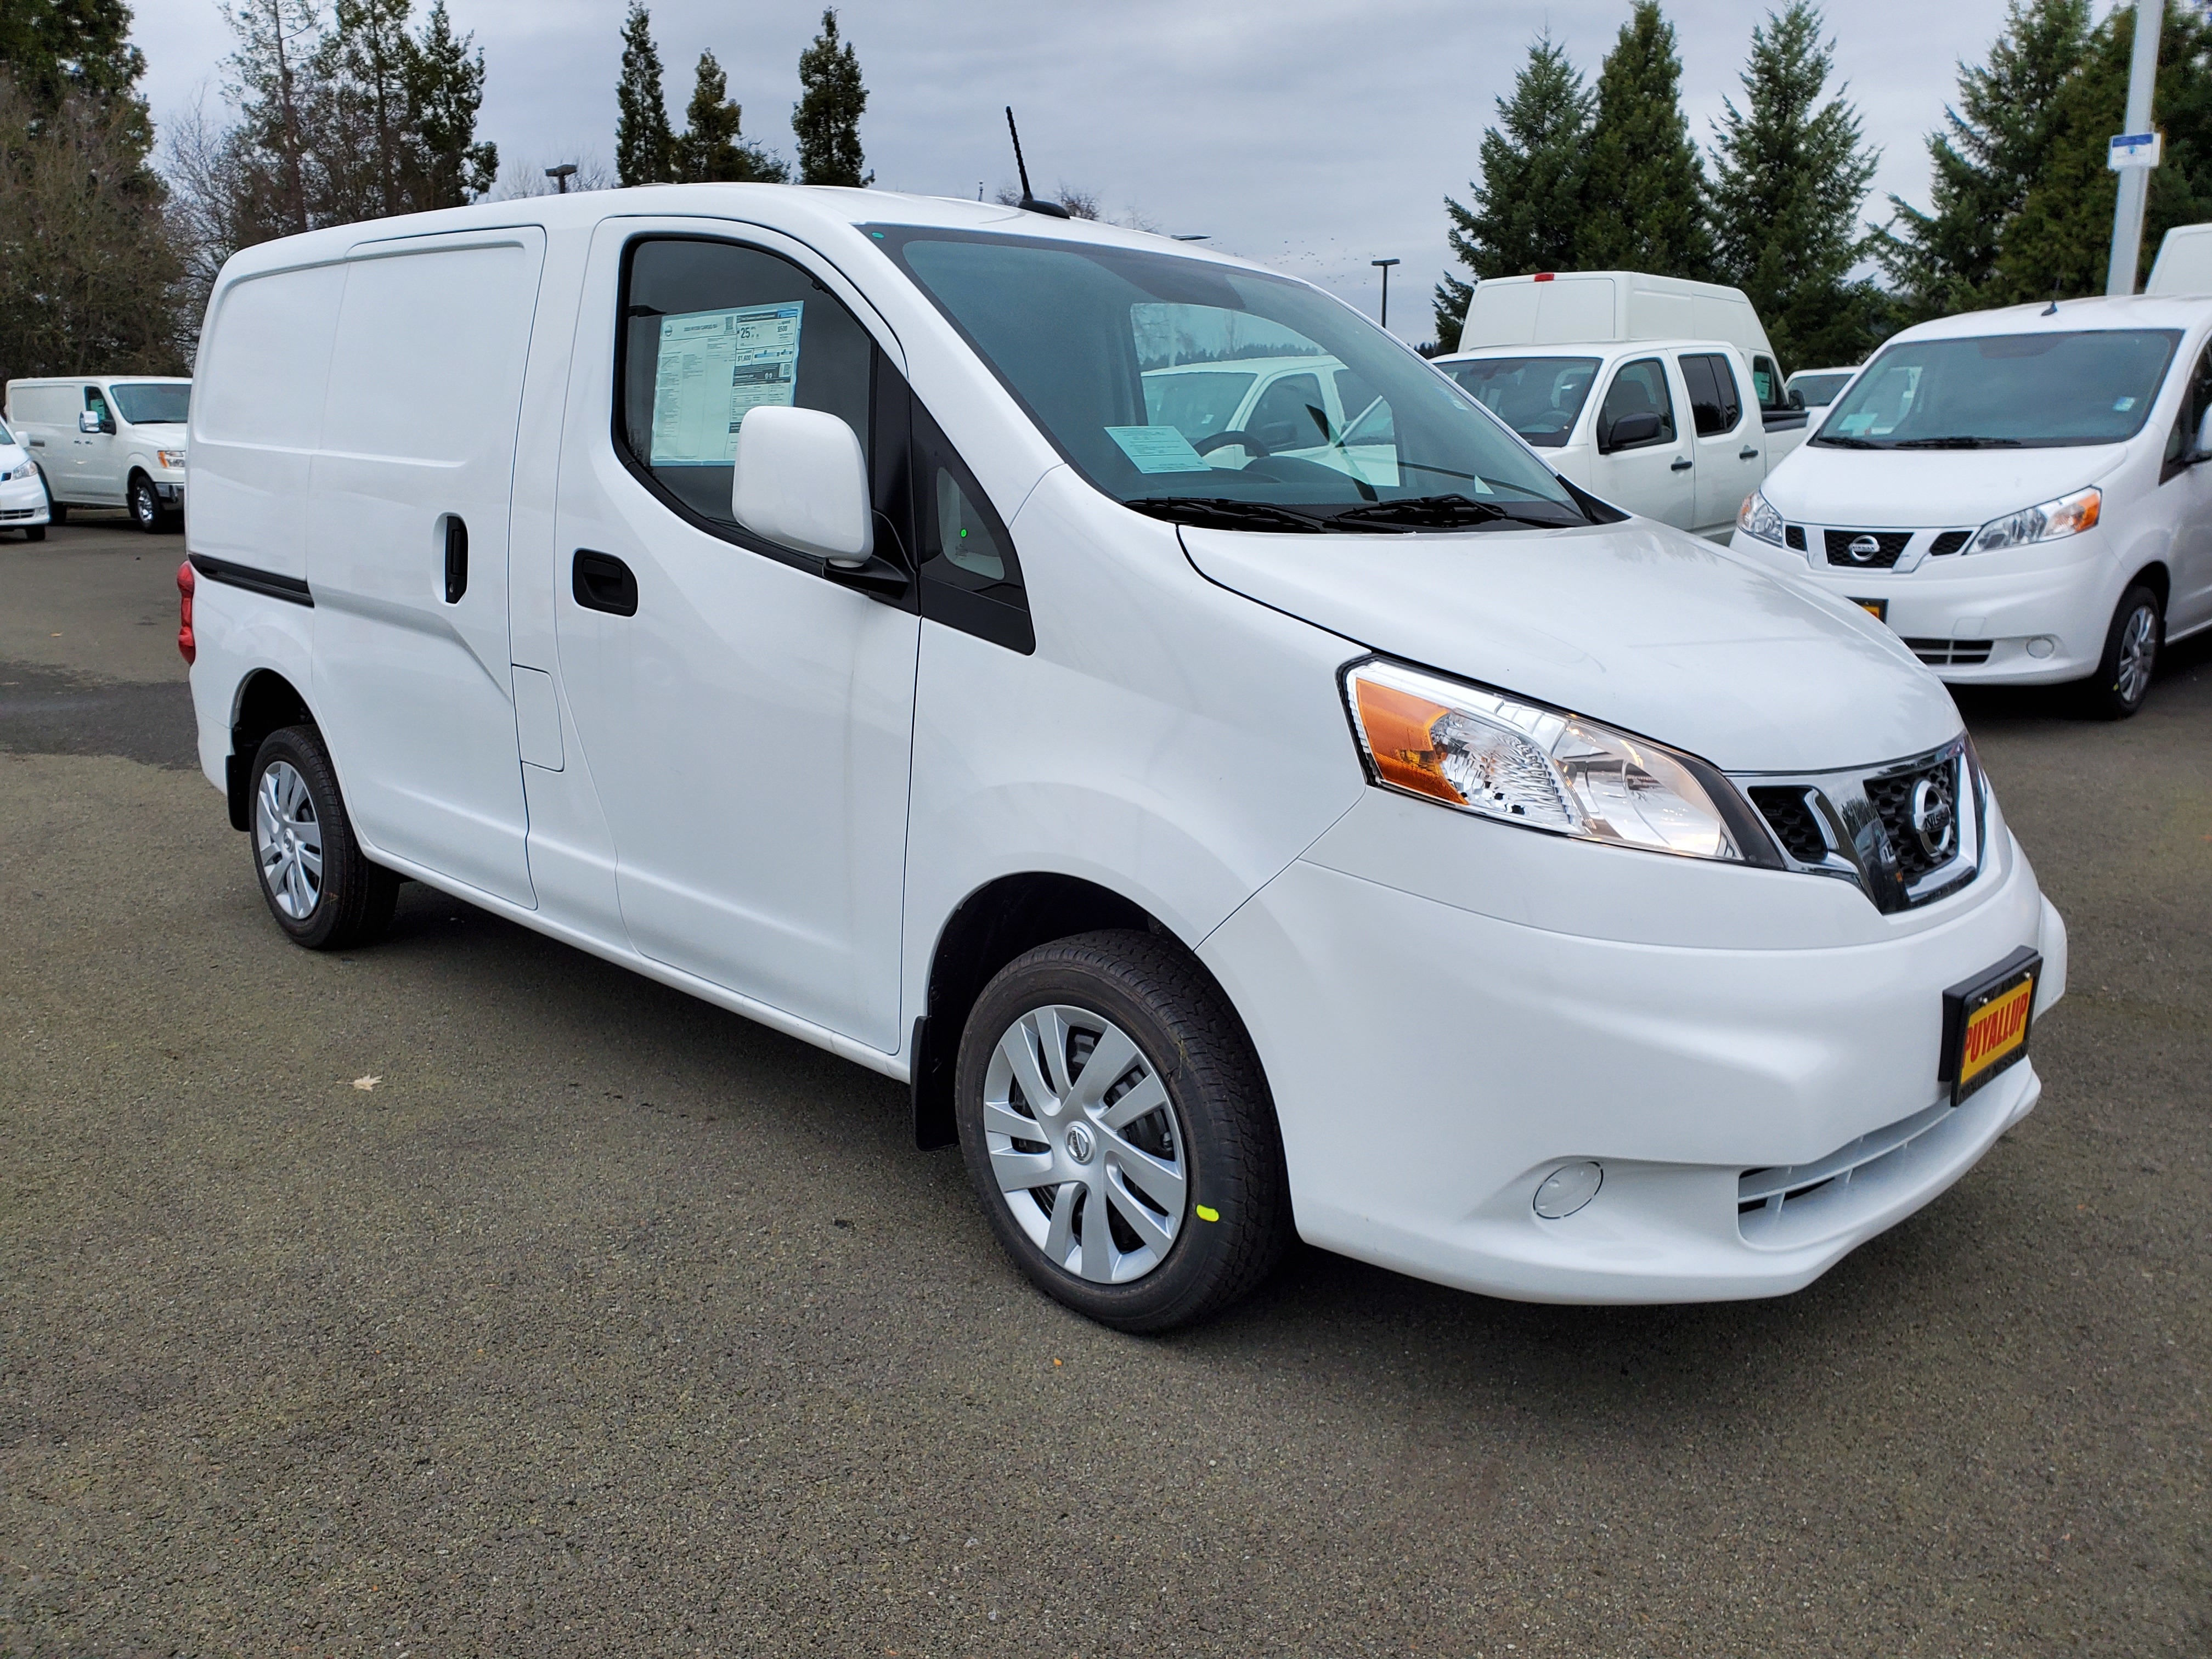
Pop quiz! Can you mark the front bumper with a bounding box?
[0,475,50,527]
[1730,528,2113,684]
[1200,794,2065,1304]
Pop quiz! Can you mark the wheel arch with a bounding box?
[224,668,316,831]
[2127,561,2170,614]
[910,872,1259,1152]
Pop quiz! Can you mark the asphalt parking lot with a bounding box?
[1,518,2206,1657]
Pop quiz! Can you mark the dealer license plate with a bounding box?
[1940,947,2041,1104]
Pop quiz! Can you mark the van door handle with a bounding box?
[1739,447,1759,460]
[572,549,639,617]
[1671,457,1693,472]
[443,515,469,603]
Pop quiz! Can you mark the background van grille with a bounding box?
[1784,524,1807,551]
[1824,529,1910,568]
[1904,637,1993,667]
[1928,530,1971,556]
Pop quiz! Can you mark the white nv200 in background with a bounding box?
[4,375,191,531]
[183,188,2066,1330]
[1736,295,2212,718]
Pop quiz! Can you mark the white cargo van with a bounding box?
[181,188,2064,1330]
[1435,338,1779,539]
[3,375,190,531]
[1456,270,1804,458]
[1737,294,2212,718]
[2146,223,2212,296]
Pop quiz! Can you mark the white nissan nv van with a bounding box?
[183,188,2066,1330]
[1736,296,2212,718]
[4,375,190,530]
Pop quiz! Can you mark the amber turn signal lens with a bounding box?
[1351,678,1464,804]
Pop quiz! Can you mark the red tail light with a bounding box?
[1533,272,1556,282]
[176,558,196,665]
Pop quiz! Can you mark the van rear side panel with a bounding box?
[191,263,348,580]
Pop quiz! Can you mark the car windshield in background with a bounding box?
[1438,356,1599,448]
[1788,372,1853,408]
[870,226,1590,533]
[1814,330,2180,449]
[111,383,190,425]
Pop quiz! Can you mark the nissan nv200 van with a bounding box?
[1736,295,2212,717]
[182,188,2066,1329]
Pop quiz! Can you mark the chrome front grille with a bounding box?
[1735,738,1983,913]
[1823,528,1910,568]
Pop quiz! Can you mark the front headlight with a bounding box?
[156,448,187,469]
[1736,489,1786,546]
[1971,486,2098,553]
[1343,658,1769,864]
[3,459,34,481]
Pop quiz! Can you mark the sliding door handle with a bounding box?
[443,515,469,603]
[572,549,638,617]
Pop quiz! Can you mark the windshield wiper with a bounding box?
[1328,494,1572,531]
[1811,433,1881,448]
[1126,497,1327,534]
[1886,436,2025,449]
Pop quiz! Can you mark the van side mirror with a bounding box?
[1601,411,1661,453]
[78,410,101,434]
[730,406,873,567]
[1788,388,1805,410]
[2196,405,2212,460]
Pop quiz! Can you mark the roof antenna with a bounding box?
[1005,106,1070,219]
[2042,280,2061,317]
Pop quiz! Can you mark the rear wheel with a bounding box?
[955,930,1290,1332]
[250,725,398,950]
[2080,584,2161,720]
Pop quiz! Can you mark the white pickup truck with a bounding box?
[1434,338,1807,540]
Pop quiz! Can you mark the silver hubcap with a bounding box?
[983,1005,1187,1284]
[255,760,324,919]
[2116,603,2157,705]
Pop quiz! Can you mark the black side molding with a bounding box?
[189,552,314,607]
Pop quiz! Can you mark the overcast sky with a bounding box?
[133,0,2026,343]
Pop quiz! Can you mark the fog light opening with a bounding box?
[2025,636,2056,659]
[1532,1160,1603,1220]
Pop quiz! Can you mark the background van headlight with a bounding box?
[156,448,187,469]
[1344,658,1771,864]
[1971,485,2098,552]
[1736,489,1787,546]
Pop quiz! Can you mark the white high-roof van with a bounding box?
[2146,223,2212,296]
[180,187,2064,1329]
[3,374,190,531]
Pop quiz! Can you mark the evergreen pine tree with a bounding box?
[674,49,786,183]
[0,0,149,130]
[409,0,494,207]
[216,0,324,236]
[1996,1,2212,300]
[1433,33,1593,348]
[1874,0,2090,320]
[318,0,417,219]
[614,1,672,187]
[1708,2,1883,369]
[792,9,870,188]
[1575,1,1713,278]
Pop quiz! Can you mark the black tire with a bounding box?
[248,725,398,950]
[2078,583,2162,720]
[46,497,65,524]
[128,473,172,534]
[955,929,1290,1332]
[22,525,44,541]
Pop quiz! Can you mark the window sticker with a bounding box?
[650,301,803,466]
[1105,424,1211,473]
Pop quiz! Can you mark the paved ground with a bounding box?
[1,519,2205,1658]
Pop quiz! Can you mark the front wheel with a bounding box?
[955,930,1290,1332]
[250,726,398,950]
[2080,584,2161,720]
[22,525,44,542]
[128,473,172,533]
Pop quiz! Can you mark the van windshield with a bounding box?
[870,225,1592,533]
[1436,356,1599,447]
[1813,330,2179,449]
[110,383,190,425]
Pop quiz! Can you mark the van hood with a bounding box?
[1763,441,2127,527]
[1180,519,1960,774]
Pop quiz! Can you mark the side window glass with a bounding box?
[1751,356,1781,410]
[1247,371,1327,451]
[1332,366,1379,427]
[1680,354,1724,435]
[1599,358,1675,451]
[2172,343,2212,466]
[912,398,1032,654]
[617,236,877,548]
[84,386,110,424]
[1706,353,1742,431]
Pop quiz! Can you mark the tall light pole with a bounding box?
[546,162,578,195]
[2104,0,2163,296]
[1372,257,1401,331]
